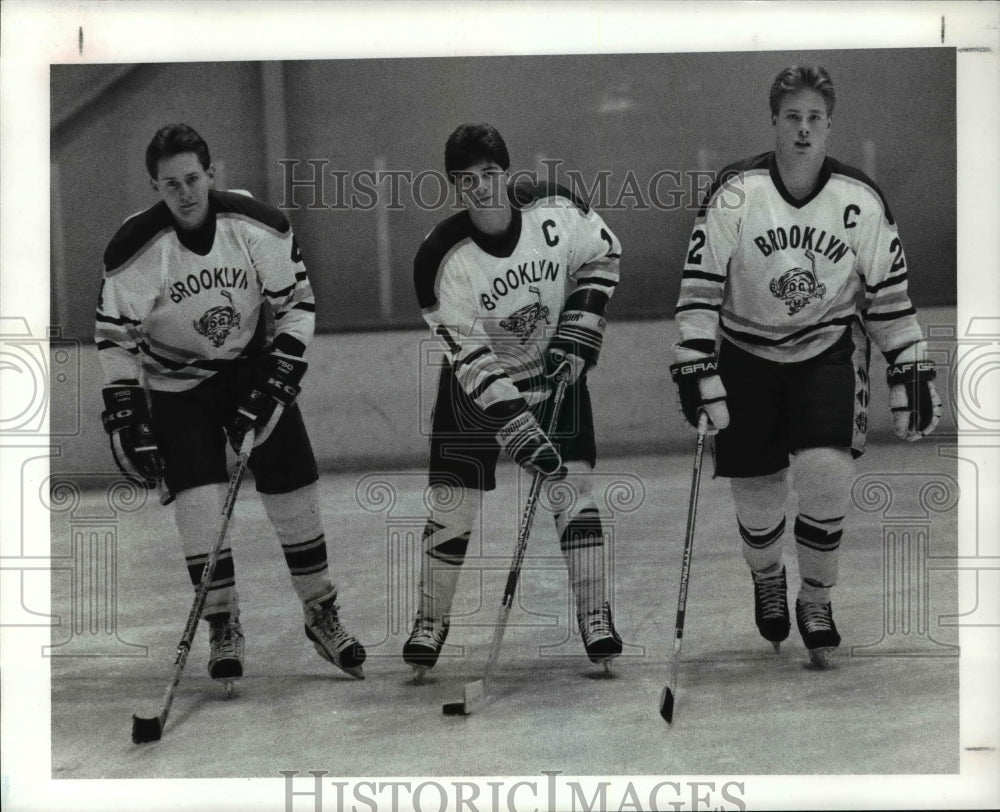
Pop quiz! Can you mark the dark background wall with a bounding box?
[51,48,955,339]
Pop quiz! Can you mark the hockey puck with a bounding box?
[442,702,467,716]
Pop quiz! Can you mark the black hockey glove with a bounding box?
[228,352,308,450]
[101,383,163,488]
[886,350,941,440]
[669,355,729,434]
[496,409,566,480]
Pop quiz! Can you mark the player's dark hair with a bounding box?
[444,123,511,181]
[768,66,836,117]
[145,123,211,179]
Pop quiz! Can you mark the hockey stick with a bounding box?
[443,368,570,716]
[659,411,709,724]
[131,428,256,744]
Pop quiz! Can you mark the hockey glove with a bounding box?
[545,347,586,385]
[228,352,308,450]
[101,383,163,488]
[886,346,941,440]
[547,288,610,385]
[669,355,730,435]
[496,409,566,479]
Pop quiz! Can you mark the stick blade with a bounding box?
[659,686,675,724]
[441,701,468,716]
[463,678,486,712]
[441,678,487,716]
[131,714,163,744]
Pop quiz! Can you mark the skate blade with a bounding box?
[771,641,782,654]
[409,665,431,684]
[806,647,837,670]
[340,664,365,680]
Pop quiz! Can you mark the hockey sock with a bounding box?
[260,483,332,604]
[418,491,480,620]
[175,483,238,617]
[731,470,789,573]
[738,517,787,574]
[547,463,606,616]
[792,447,852,603]
[794,513,843,603]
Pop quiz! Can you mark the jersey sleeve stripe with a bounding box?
[469,373,506,402]
[263,281,296,298]
[95,311,142,327]
[576,275,618,288]
[675,302,722,314]
[864,306,917,322]
[455,345,491,371]
[866,274,908,294]
[681,270,727,283]
[96,340,141,354]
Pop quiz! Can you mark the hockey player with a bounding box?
[405,123,623,676]
[96,123,366,683]
[670,66,941,667]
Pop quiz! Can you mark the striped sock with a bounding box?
[739,516,786,574]
[557,503,605,616]
[794,513,844,603]
[262,484,333,603]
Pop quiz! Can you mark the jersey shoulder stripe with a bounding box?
[212,190,291,234]
[413,211,475,310]
[826,157,895,225]
[103,202,175,273]
[696,152,770,216]
[510,179,590,214]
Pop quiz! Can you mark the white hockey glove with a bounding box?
[669,354,729,435]
[496,409,566,479]
[545,346,586,385]
[886,344,941,440]
[101,382,164,488]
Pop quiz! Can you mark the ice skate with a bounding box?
[402,611,450,681]
[752,565,791,652]
[577,602,622,672]
[206,612,244,697]
[796,598,841,669]
[304,591,366,679]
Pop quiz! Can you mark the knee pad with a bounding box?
[792,447,853,519]
[261,482,323,546]
[174,484,224,556]
[730,469,789,530]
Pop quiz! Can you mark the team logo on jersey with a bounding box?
[499,286,550,343]
[193,289,241,347]
[769,250,827,315]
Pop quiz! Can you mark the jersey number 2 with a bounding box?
[686,230,706,265]
[889,237,906,275]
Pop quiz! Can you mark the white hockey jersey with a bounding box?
[414,180,621,414]
[675,152,924,363]
[96,190,315,392]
